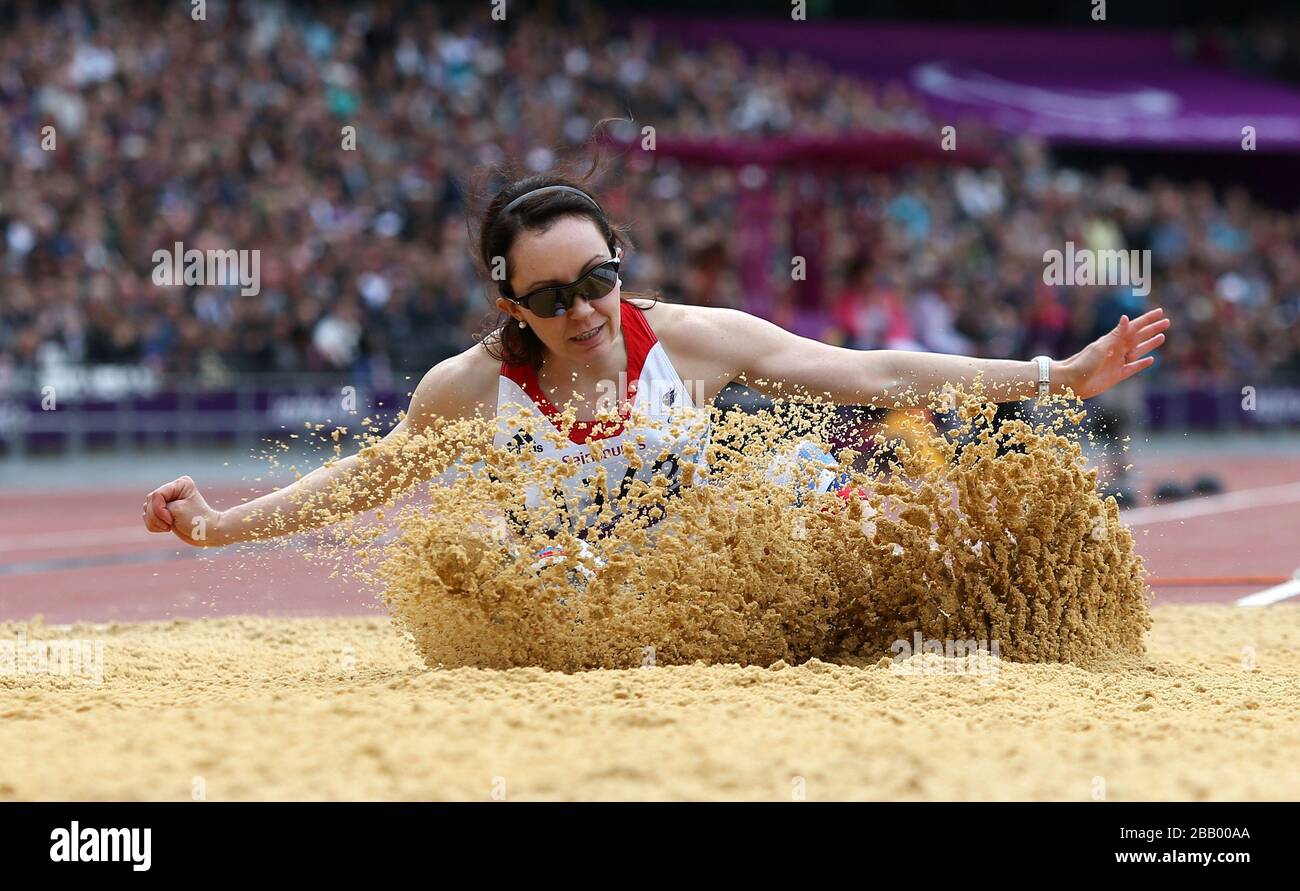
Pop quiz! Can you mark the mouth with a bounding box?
[569,324,604,343]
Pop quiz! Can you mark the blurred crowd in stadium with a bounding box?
[1180,15,1300,82]
[1,0,1298,391]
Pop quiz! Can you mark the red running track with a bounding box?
[1,456,1297,624]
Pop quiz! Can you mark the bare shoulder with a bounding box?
[636,300,766,397]
[637,300,750,351]
[639,300,774,357]
[406,341,500,431]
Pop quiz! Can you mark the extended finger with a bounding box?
[1128,333,1166,359]
[1128,307,1164,328]
[1119,356,1155,380]
[1130,317,1171,342]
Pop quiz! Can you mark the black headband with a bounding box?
[501,185,602,216]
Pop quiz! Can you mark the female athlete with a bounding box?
[142,175,1170,550]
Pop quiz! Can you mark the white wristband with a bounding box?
[1032,356,1052,400]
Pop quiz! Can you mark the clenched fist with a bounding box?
[142,476,226,547]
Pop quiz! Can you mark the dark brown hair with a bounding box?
[467,125,659,368]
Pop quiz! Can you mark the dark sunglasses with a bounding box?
[512,257,620,318]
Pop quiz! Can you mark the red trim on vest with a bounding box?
[501,302,658,444]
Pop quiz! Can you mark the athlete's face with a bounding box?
[496,216,622,363]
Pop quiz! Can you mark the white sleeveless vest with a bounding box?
[490,302,711,541]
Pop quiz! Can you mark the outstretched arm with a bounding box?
[687,305,1169,407]
[143,355,482,547]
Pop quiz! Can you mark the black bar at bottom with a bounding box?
[0,802,1286,876]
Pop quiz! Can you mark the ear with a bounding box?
[495,297,521,321]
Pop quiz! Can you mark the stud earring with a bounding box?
[518,320,527,329]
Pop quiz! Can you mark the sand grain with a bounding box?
[2,605,1295,800]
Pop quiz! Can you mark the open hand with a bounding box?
[1060,307,1170,400]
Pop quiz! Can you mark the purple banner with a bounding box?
[641,16,1300,150]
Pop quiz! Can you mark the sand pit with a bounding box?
[7,390,1279,801]
[2,604,1297,801]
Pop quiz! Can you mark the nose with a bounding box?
[563,295,596,320]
